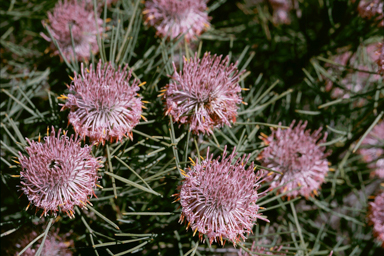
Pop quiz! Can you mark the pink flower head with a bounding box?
[18,127,101,218]
[325,44,381,100]
[269,0,300,25]
[258,120,330,199]
[368,191,384,247]
[358,120,384,178]
[61,60,143,144]
[241,0,301,23]
[357,0,384,27]
[16,229,73,256]
[143,0,210,41]
[376,42,384,76]
[164,52,245,135]
[238,242,285,256]
[41,0,102,61]
[174,146,269,245]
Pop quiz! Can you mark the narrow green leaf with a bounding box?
[352,111,383,153]
[86,204,120,230]
[114,241,148,256]
[104,171,161,196]
[35,218,54,256]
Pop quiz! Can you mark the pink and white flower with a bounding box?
[41,0,102,61]
[18,127,101,218]
[358,120,384,178]
[357,0,384,27]
[175,146,268,245]
[61,60,143,144]
[143,0,210,41]
[368,191,384,247]
[164,52,245,135]
[258,120,330,199]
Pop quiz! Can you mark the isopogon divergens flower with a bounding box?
[61,60,144,144]
[258,120,330,199]
[368,191,384,247]
[163,52,245,135]
[269,0,301,25]
[18,127,102,218]
[357,0,384,27]
[358,120,384,179]
[241,0,301,25]
[324,44,381,101]
[15,228,73,256]
[143,0,210,41]
[174,146,269,245]
[41,0,102,61]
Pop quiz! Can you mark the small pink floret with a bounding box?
[325,44,381,101]
[176,146,269,245]
[357,0,384,27]
[143,0,210,41]
[358,120,384,178]
[62,60,143,144]
[41,0,102,61]
[369,191,384,247]
[164,52,245,135]
[18,127,101,218]
[17,229,73,256]
[259,120,330,199]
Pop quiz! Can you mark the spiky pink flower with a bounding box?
[269,0,300,25]
[174,146,269,245]
[368,191,384,247]
[358,120,384,178]
[41,0,102,61]
[61,60,143,144]
[16,229,73,256]
[143,0,210,41]
[324,44,381,100]
[238,242,285,256]
[18,127,101,218]
[357,0,384,27]
[258,120,330,199]
[376,42,384,76]
[163,52,245,135]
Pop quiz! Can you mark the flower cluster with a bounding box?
[18,127,101,218]
[368,191,384,247]
[358,120,384,178]
[357,0,384,27]
[143,0,210,41]
[174,146,268,245]
[61,60,143,144]
[258,120,330,199]
[163,52,244,135]
[41,0,102,61]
